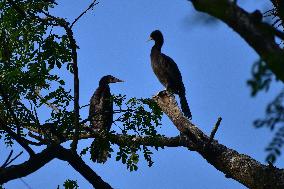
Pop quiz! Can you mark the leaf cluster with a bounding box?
[254,89,284,163]
[0,0,74,145]
[85,94,163,171]
[57,179,79,189]
[247,59,273,97]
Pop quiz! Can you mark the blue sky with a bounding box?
[1,0,283,188]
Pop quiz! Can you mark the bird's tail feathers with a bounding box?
[91,138,111,164]
[179,93,192,120]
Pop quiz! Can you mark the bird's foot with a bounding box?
[157,89,174,96]
[157,90,168,96]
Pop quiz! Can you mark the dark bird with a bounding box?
[148,30,192,119]
[89,75,123,163]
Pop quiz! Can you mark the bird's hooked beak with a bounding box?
[112,78,124,83]
[146,36,153,42]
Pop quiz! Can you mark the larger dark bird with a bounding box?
[89,75,123,163]
[148,30,192,119]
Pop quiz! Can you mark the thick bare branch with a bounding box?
[153,91,284,189]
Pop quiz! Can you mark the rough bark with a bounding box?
[153,91,284,189]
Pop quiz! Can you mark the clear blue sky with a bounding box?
[1,0,283,188]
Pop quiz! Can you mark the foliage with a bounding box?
[113,94,162,136]
[265,0,284,29]
[112,95,162,170]
[86,94,163,170]
[247,2,284,163]
[247,59,274,97]
[0,0,73,145]
[0,1,163,172]
[254,89,284,163]
[57,179,79,189]
[254,90,284,130]
[265,126,284,164]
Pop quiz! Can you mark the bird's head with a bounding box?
[148,30,164,45]
[99,75,124,86]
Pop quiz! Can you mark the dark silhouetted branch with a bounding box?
[1,151,23,168]
[0,145,112,188]
[56,146,113,189]
[208,117,222,145]
[0,146,58,184]
[1,150,14,168]
[70,0,99,28]
[35,87,60,113]
[188,0,284,83]
[0,119,35,156]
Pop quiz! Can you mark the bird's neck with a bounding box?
[99,82,110,89]
[151,42,162,55]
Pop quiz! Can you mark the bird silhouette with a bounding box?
[89,75,123,163]
[148,30,192,119]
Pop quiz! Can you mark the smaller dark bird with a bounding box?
[148,30,192,119]
[89,75,123,163]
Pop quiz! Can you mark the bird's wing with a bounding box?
[89,88,104,116]
[160,53,183,86]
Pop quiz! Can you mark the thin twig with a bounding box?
[80,103,90,109]
[35,87,60,113]
[0,118,35,156]
[20,178,33,189]
[70,0,99,28]
[1,150,13,168]
[5,151,24,167]
[2,151,24,168]
[207,117,222,145]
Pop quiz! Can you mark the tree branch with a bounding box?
[25,123,194,149]
[208,117,222,145]
[0,145,112,188]
[153,91,284,189]
[188,0,284,83]
[34,87,60,113]
[1,151,23,168]
[40,11,81,152]
[0,146,58,184]
[80,130,195,149]
[63,20,80,153]
[70,0,99,28]
[56,146,113,189]
[1,150,14,168]
[0,119,35,156]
